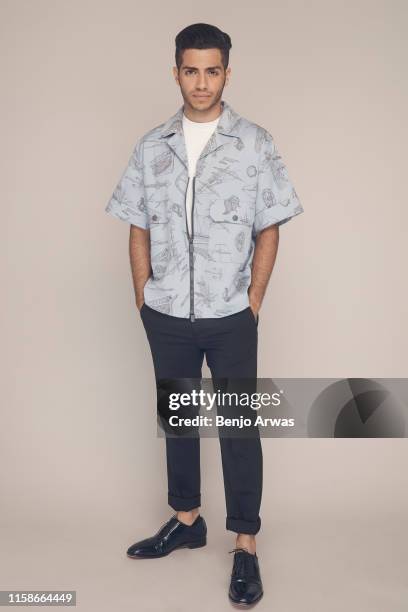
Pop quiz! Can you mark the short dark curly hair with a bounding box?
[175,23,232,70]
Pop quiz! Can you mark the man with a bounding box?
[105,22,304,606]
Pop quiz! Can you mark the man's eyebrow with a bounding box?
[182,65,223,70]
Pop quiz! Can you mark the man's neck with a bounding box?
[182,100,223,123]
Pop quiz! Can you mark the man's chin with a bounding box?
[188,96,214,108]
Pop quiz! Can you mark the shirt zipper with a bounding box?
[185,176,196,322]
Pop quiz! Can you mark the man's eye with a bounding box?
[184,70,219,75]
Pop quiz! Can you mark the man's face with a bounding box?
[173,48,231,112]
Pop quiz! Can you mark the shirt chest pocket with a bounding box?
[207,199,254,265]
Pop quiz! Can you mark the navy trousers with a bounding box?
[140,303,263,535]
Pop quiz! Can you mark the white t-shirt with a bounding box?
[182,112,220,237]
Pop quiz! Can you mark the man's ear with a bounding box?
[172,66,179,84]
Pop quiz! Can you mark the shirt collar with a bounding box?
[159,99,241,139]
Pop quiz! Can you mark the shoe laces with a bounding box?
[229,547,258,579]
[156,513,178,537]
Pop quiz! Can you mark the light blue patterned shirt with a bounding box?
[106,99,304,320]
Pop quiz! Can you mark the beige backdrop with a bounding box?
[2,1,408,610]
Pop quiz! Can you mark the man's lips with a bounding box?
[193,94,211,98]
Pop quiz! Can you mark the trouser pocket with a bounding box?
[247,306,259,327]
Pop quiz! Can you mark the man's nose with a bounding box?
[196,73,208,89]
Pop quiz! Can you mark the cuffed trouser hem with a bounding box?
[226,516,261,535]
[168,493,201,511]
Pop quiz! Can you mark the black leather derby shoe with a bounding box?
[228,547,264,606]
[127,513,207,559]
